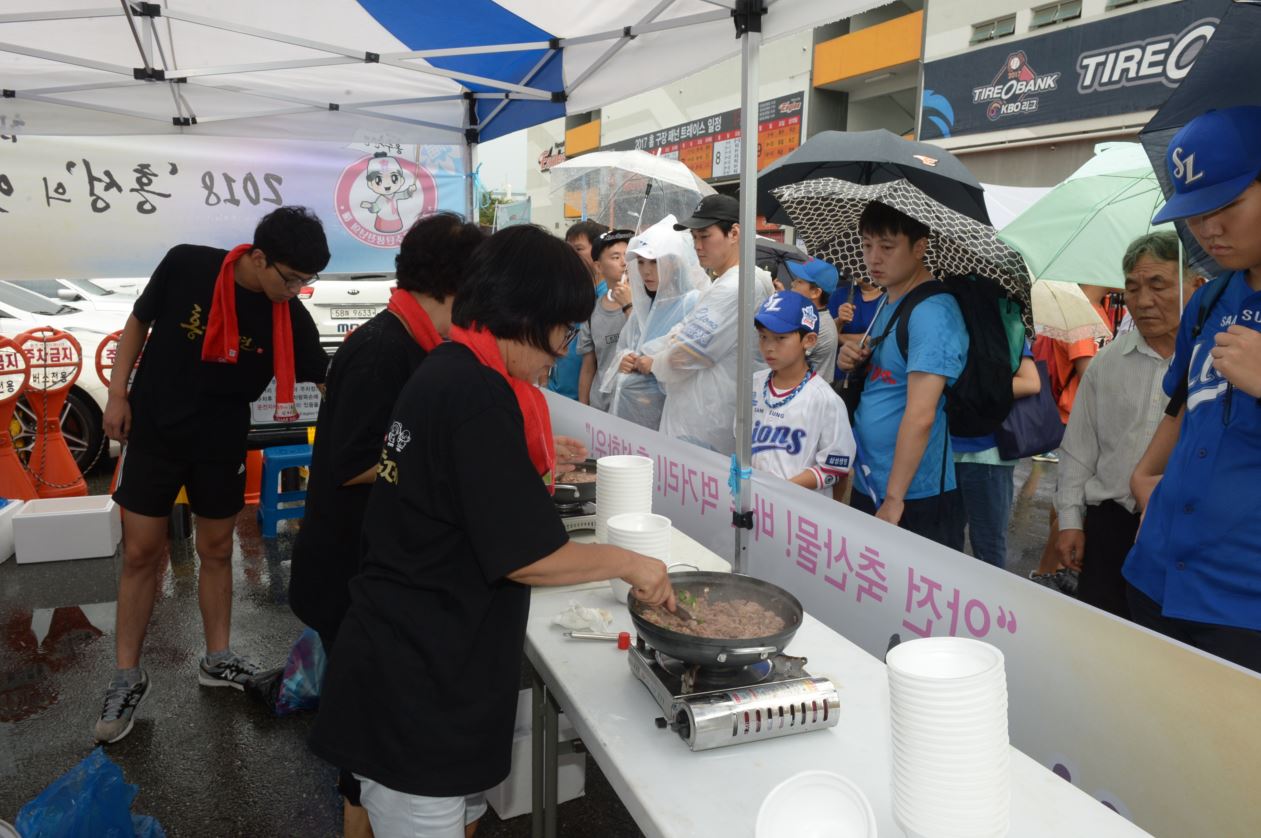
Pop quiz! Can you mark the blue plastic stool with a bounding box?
[256,444,312,538]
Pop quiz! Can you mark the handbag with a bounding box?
[832,366,866,425]
[995,360,1064,460]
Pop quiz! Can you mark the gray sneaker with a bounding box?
[1028,571,1061,591]
[198,653,263,690]
[94,671,151,744]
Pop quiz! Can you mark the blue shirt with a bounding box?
[548,280,606,399]
[854,290,968,501]
[1124,272,1261,631]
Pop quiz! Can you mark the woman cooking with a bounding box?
[309,224,676,838]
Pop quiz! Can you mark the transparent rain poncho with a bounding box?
[643,235,774,454]
[598,216,709,430]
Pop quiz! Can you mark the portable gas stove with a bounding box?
[628,634,840,751]
[556,499,596,534]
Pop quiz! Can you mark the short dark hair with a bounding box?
[858,201,930,245]
[453,225,595,356]
[253,206,330,274]
[591,228,634,262]
[1122,231,1194,279]
[395,212,486,300]
[565,220,608,245]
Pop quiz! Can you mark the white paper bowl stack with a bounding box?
[886,637,1011,838]
[595,454,654,544]
[605,512,671,603]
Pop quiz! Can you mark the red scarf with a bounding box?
[448,324,555,492]
[201,244,299,422]
[386,288,443,351]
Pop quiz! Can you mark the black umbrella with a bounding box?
[1140,0,1261,276]
[757,129,990,225]
[754,238,810,287]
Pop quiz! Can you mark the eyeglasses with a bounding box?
[554,324,581,357]
[267,260,318,291]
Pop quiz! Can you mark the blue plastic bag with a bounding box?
[15,748,166,838]
[274,627,326,716]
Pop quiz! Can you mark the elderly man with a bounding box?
[1055,233,1201,618]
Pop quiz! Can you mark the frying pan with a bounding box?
[553,458,597,506]
[628,571,803,668]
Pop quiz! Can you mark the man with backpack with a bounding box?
[838,202,969,548]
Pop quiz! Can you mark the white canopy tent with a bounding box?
[1,0,887,569]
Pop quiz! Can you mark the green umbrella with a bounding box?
[998,143,1174,289]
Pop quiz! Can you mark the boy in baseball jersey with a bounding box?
[749,290,855,498]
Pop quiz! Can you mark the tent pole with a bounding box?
[465,141,478,224]
[734,1,765,574]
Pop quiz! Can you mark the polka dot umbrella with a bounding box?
[770,177,1033,336]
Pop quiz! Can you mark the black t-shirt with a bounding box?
[127,244,327,461]
[289,311,428,644]
[309,342,570,797]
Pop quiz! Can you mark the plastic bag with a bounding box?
[275,628,327,716]
[15,747,166,838]
[552,601,613,633]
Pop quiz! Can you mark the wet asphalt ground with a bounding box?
[0,460,1059,836]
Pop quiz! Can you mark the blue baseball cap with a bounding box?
[1152,107,1261,224]
[755,290,819,334]
[784,257,840,296]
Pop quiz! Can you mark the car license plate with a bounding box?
[330,307,376,319]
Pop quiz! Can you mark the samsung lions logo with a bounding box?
[800,306,818,330]
[751,420,808,456]
[1171,147,1205,186]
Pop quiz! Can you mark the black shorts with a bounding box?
[112,445,246,519]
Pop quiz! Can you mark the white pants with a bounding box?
[354,774,487,838]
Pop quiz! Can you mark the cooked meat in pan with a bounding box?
[639,589,785,639]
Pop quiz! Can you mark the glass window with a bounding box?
[0,282,70,315]
[65,278,113,296]
[1031,1,1082,29]
[970,15,1017,45]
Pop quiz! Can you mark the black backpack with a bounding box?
[874,274,1018,438]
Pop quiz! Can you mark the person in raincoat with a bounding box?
[599,216,708,430]
[634,195,774,454]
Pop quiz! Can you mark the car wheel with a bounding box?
[11,387,107,476]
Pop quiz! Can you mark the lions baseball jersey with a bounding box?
[1124,272,1261,630]
[748,369,855,493]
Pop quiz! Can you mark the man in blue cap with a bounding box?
[786,257,840,384]
[1124,106,1261,672]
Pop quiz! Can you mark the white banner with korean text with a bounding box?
[547,391,1261,838]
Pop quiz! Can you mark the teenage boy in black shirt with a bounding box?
[95,206,330,744]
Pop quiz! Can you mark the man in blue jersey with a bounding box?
[1124,107,1261,672]
[838,202,968,549]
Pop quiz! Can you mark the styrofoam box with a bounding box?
[485,688,587,820]
[0,499,22,564]
[14,496,123,564]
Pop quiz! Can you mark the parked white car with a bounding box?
[0,283,127,473]
[10,278,138,314]
[298,272,394,355]
[91,277,150,297]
